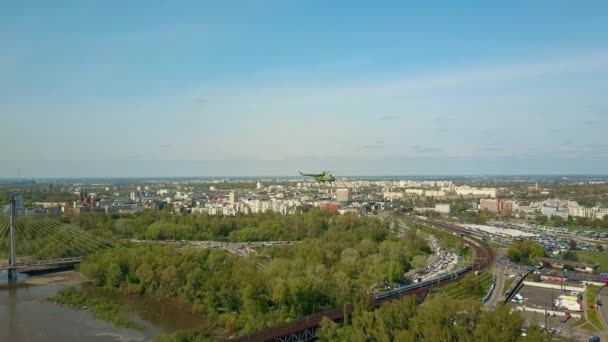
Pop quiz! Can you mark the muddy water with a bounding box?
[0,272,212,342]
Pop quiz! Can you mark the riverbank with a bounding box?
[25,270,88,286]
[49,286,144,330]
[1,270,214,341]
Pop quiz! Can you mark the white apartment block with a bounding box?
[454,186,497,198]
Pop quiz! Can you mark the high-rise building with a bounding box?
[480,198,517,213]
[229,191,236,204]
[480,198,499,213]
[336,188,350,203]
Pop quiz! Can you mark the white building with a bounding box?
[435,203,451,214]
[454,186,497,198]
[383,192,403,201]
[425,190,446,197]
[568,205,608,220]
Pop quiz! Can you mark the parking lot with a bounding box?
[517,309,584,340]
[518,285,582,311]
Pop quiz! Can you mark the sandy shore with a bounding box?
[24,271,88,286]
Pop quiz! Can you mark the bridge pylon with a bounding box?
[8,197,16,280]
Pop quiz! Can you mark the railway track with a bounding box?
[227,219,494,342]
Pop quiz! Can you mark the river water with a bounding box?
[1,272,212,342]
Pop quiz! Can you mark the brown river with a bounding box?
[1,271,211,342]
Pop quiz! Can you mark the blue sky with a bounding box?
[1,1,608,177]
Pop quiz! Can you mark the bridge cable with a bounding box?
[0,217,9,259]
[19,217,53,260]
[13,220,42,261]
[56,221,124,248]
[45,221,119,253]
[21,217,75,259]
[27,216,117,256]
[26,215,102,252]
[31,215,124,249]
[24,218,97,257]
[19,217,92,258]
[15,217,67,259]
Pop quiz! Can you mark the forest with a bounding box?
[317,295,550,342]
[74,211,432,336]
[67,209,350,242]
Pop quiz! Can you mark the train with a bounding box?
[373,266,472,300]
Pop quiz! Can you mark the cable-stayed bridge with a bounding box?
[1,197,121,278]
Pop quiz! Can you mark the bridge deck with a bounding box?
[0,257,82,271]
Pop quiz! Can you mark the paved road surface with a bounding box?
[485,267,504,309]
[597,286,608,333]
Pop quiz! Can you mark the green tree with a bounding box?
[473,305,522,342]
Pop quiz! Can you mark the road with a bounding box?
[485,267,504,309]
[598,286,608,334]
[132,240,296,257]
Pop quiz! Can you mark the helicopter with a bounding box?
[298,170,336,183]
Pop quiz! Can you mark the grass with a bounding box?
[585,285,605,331]
[48,286,142,330]
[433,272,493,301]
[489,241,507,249]
[575,250,608,273]
[502,278,514,295]
[574,319,602,333]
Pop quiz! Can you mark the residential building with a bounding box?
[454,186,497,198]
[435,203,451,214]
[336,188,350,202]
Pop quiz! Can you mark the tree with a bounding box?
[106,262,124,288]
[412,255,428,271]
[568,239,577,250]
[460,274,483,297]
[563,250,578,262]
[507,241,545,265]
[473,305,522,342]
[534,214,548,225]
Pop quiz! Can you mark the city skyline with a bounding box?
[2,1,608,177]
